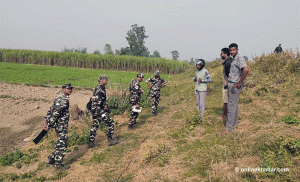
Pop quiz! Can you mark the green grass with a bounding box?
[0,51,299,181]
[0,62,168,88]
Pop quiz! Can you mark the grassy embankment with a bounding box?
[0,51,300,181]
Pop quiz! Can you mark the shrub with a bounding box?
[282,115,299,125]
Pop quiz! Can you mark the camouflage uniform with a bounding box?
[146,76,165,115]
[129,78,142,126]
[88,84,115,144]
[45,88,71,168]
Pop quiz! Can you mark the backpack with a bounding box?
[86,98,92,111]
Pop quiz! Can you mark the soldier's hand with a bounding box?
[104,105,109,111]
[233,83,242,89]
[136,104,140,109]
[43,125,49,131]
[197,78,202,83]
[141,89,144,94]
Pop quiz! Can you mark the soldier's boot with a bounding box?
[107,137,119,146]
[128,123,137,129]
[55,163,70,170]
[46,156,55,165]
[88,142,95,149]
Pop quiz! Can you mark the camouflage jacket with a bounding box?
[45,93,70,128]
[146,76,166,91]
[91,84,108,113]
[129,79,142,105]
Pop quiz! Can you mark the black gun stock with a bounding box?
[33,129,47,144]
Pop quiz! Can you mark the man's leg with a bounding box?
[129,104,139,127]
[199,91,207,118]
[223,103,228,119]
[54,128,68,168]
[151,95,157,115]
[100,110,118,145]
[99,111,114,138]
[226,85,241,131]
[89,114,100,145]
[195,91,201,111]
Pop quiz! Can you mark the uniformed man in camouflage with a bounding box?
[129,73,145,129]
[146,70,166,116]
[44,83,73,170]
[88,75,119,148]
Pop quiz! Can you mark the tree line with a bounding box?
[62,24,181,61]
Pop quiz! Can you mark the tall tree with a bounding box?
[93,50,101,54]
[171,50,179,60]
[189,58,195,65]
[115,49,121,55]
[126,24,149,57]
[120,47,131,55]
[104,44,113,54]
[152,50,161,58]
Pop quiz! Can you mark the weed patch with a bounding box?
[281,115,299,125]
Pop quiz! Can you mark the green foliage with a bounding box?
[0,95,10,98]
[185,109,202,130]
[281,115,299,125]
[0,49,188,74]
[104,44,113,55]
[62,46,87,53]
[0,148,25,166]
[107,94,151,116]
[93,50,101,54]
[0,62,169,90]
[37,162,46,170]
[151,50,160,58]
[143,143,169,167]
[282,137,300,156]
[296,90,300,97]
[171,50,179,60]
[15,162,22,169]
[33,176,46,182]
[90,152,108,163]
[126,24,149,57]
[49,171,67,180]
[68,125,89,147]
[21,172,33,179]
[8,173,19,181]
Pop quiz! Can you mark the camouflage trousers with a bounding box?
[129,104,139,126]
[48,122,68,166]
[89,109,114,143]
[150,92,160,115]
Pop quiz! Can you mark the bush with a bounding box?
[0,148,24,166]
[107,94,151,116]
[282,115,299,125]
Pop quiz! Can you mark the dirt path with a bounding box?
[0,82,92,155]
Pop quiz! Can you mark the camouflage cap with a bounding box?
[98,75,109,82]
[62,83,73,89]
[154,70,160,75]
[137,73,145,80]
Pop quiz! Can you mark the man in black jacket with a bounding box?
[274,44,283,53]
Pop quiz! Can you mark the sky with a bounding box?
[1,0,299,62]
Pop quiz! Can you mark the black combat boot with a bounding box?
[88,142,95,149]
[55,163,70,170]
[46,156,55,165]
[107,137,119,146]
